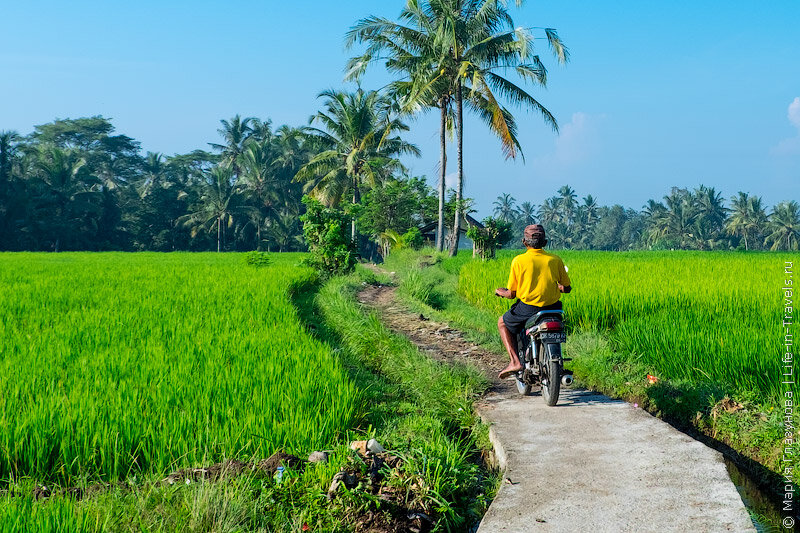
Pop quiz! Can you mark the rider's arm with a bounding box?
[559,284,571,294]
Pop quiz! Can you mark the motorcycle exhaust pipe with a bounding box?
[561,374,574,387]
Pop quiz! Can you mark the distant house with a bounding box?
[419,214,484,251]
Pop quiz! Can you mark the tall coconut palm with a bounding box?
[346,1,456,252]
[441,0,568,255]
[692,185,727,243]
[642,198,668,246]
[34,147,101,251]
[662,188,696,249]
[765,201,800,251]
[557,185,578,224]
[581,195,599,224]
[138,152,165,197]
[347,0,568,255]
[294,88,420,241]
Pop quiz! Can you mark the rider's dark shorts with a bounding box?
[502,300,563,336]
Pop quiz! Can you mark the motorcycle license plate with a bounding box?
[540,332,566,343]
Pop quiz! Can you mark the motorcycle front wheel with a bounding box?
[540,342,562,406]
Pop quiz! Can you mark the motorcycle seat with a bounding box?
[525,310,564,329]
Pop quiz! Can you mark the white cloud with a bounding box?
[444,171,458,190]
[789,97,800,129]
[771,97,800,156]
[532,112,605,169]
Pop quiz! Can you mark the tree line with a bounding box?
[0,0,572,255]
[1,0,796,254]
[491,185,800,251]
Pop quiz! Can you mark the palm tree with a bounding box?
[347,0,568,255]
[0,131,20,185]
[726,192,767,250]
[33,147,100,251]
[442,0,568,255]
[765,201,800,251]
[138,152,165,197]
[692,185,727,248]
[572,194,599,248]
[346,1,456,252]
[537,197,559,227]
[518,201,536,226]
[294,88,420,241]
[180,165,245,252]
[492,193,517,222]
[557,185,578,224]
[581,195,599,224]
[209,115,255,176]
[642,198,668,247]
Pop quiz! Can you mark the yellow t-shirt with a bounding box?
[507,249,571,306]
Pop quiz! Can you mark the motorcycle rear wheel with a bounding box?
[541,344,561,406]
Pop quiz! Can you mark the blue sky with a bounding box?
[1,0,798,217]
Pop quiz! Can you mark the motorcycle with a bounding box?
[514,309,573,406]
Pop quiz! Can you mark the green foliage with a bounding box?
[400,267,446,310]
[0,253,362,485]
[459,250,798,401]
[358,177,435,241]
[316,272,492,529]
[466,217,512,260]
[1,112,795,254]
[300,196,357,276]
[294,89,419,209]
[402,227,423,249]
[243,250,272,267]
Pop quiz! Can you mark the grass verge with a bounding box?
[309,267,499,531]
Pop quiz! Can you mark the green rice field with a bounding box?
[0,253,362,486]
[459,251,798,400]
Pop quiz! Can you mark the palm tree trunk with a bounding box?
[351,177,360,243]
[449,83,464,257]
[436,102,447,252]
[217,217,221,252]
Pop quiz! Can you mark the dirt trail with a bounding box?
[356,282,512,396]
[356,269,755,533]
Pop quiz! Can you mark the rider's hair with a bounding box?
[523,234,547,248]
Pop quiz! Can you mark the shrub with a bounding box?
[466,217,512,260]
[244,251,272,267]
[300,196,357,277]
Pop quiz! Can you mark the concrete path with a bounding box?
[476,388,756,533]
[355,276,755,533]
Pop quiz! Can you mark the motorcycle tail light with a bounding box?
[539,321,563,332]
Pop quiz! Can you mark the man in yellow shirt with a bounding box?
[495,225,571,379]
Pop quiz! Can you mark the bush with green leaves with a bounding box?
[243,251,272,267]
[466,217,512,259]
[300,196,357,276]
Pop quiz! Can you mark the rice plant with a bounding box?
[0,253,363,486]
[458,251,799,400]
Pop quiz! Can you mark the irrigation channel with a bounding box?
[357,271,782,532]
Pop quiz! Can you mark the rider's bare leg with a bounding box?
[497,316,523,379]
